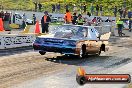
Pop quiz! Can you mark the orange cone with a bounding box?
[35,20,40,34]
[0,18,4,31]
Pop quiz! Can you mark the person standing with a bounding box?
[113,6,117,17]
[123,8,127,18]
[96,5,99,16]
[73,4,77,13]
[128,18,132,32]
[90,4,94,16]
[100,5,103,16]
[41,11,51,33]
[38,3,42,12]
[52,4,55,13]
[87,12,91,17]
[33,2,37,12]
[80,4,83,14]
[118,8,123,18]
[116,19,125,36]
[72,13,78,25]
[77,14,84,25]
[32,14,36,25]
[83,3,87,14]
[64,10,72,24]
[65,4,69,11]
[56,3,60,13]
[22,13,27,28]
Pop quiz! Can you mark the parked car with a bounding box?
[11,13,33,25]
[33,25,110,58]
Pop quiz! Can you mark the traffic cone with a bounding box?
[0,18,4,31]
[35,20,40,34]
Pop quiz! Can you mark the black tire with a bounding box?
[79,45,86,58]
[39,51,46,55]
[76,75,87,85]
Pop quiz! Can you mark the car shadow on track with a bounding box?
[45,55,113,66]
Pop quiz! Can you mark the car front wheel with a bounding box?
[39,51,46,55]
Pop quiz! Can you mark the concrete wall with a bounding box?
[0,34,36,49]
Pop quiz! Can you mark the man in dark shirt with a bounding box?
[72,13,78,25]
[118,8,123,18]
[100,5,103,16]
[41,11,51,33]
[83,3,87,14]
[113,6,117,17]
[33,2,37,12]
[52,4,55,13]
[96,5,99,16]
[38,3,42,12]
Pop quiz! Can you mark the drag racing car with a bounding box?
[33,25,110,58]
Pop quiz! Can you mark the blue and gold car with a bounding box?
[33,25,110,58]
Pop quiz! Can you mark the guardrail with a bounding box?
[0,34,36,49]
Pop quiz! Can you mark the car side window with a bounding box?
[83,27,88,37]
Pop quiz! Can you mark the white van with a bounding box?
[12,13,33,25]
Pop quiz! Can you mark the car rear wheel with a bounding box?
[39,51,46,55]
[79,45,86,58]
[76,75,87,85]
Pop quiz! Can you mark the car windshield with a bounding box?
[51,25,88,39]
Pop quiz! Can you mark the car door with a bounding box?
[86,28,100,53]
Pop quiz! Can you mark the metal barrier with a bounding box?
[0,34,36,49]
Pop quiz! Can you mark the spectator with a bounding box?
[64,10,72,24]
[87,12,91,17]
[52,4,55,13]
[56,3,60,13]
[0,11,5,21]
[116,19,125,36]
[65,4,69,11]
[72,13,78,25]
[118,8,123,18]
[128,18,132,32]
[73,4,77,13]
[113,6,117,17]
[22,13,27,28]
[77,14,84,25]
[128,10,132,18]
[96,5,99,16]
[41,11,51,33]
[92,17,97,23]
[32,14,36,25]
[33,2,37,12]
[38,3,42,12]
[80,4,83,14]
[83,3,87,14]
[100,5,103,16]
[4,11,10,21]
[9,12,12,24]
[90,4,94,15]
[123,8,127,18]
